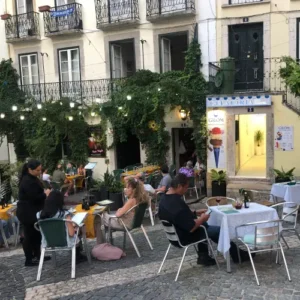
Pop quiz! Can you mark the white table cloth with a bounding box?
[208,203,279,260]
[271,182,300,204]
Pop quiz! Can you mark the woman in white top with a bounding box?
[42,168,51,183]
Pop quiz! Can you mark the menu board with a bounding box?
[274,126,294,151]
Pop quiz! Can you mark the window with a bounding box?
[297,19,300,60]
[111,44,123,78]
[16,0,33,14]
[20,53,39,85]
[58,48,80,82]
[161,38,171,72]
[56,0,74,6]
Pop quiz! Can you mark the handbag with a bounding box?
[92,243,126,261]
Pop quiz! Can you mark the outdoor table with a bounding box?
[66,175,84,191]
[121,165,160,179]
[208,203,279,273]
[74,204,107,238]
[0,204,15,221]
[271,182,300,204]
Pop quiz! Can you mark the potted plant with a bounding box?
[1,13,11,20]
[108,180,124,211]
[102,169,114,200]
[38,5,51,12]
[88,179,104,203]
[254,130,263,156]
[211,169,227,197]
[273,167,295,183]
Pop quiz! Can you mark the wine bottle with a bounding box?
[244,192,249,209]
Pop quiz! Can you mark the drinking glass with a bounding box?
[216,197,221,206]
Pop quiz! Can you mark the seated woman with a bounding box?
[179,161,194,177]
[103,178,149,230]
[36,190,86,263]
[77,164,86,177]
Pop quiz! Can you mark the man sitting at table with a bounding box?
[155,164,172,194]
[52,164,74,197]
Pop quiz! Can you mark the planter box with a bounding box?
[88,188,101,203]
[1,14,11,20]
[109,192,123,211]
[39,5,51,12]
[275,177,291,183]
[100,186,109,200]
[212,181,226,197]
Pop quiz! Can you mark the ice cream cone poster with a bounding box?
[207,110,226,169]
[274,126,294,151]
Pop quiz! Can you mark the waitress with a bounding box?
[17,159,51,266]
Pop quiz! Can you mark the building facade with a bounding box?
[207,0,300,193]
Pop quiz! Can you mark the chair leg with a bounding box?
[207,239,219,269]
[126,229,141,258]
[82,226,91,264]
[193,245,198,255]
[148,205,154,226]
[276,249,280,264]
[293,229,300,242]
[247,247,260,286]
[15,222,20,248]
[175,247,188,282]
[195,187,199,200]
[279,243,291,281]
[141,225,153,250]
[0,225,8,248]
[37,248,45,281]
[71,246,76,279]
[281,235,289,249]
[158,244,171,274]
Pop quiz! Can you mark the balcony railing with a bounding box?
[4,12,40,41]
[43,3,82,36]
[228,0,263,4]
[20,79,118,104]
[95,0,139,28]
[208,57,287,95]
[146,0,195,18]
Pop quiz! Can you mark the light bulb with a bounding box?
[78,111,82,115]
[91,112,95,117]
[158,88,161,92]
[0,113,5,119]
[124,113,128,117]
[20,115,25,120]
[95,98,101,103]
[42,117,47,121]
[68,116,73,121]
[37,104,42,109]
[118,106,122,110]
[70,102,75,108]
[60,102,63,106]
[126,95,132,100]
[12,105,17,111]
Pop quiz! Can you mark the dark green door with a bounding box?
[229,23,264,91]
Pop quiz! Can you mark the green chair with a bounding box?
[112,169,125,182]
[106,202,153,257]
[34,218,91,281]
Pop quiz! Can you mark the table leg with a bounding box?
[81,224,91,264]
[226,251,231,273]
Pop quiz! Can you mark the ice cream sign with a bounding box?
[207,110,226,169]
[206,95,272,107]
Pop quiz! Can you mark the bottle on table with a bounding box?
[244,192,249,209]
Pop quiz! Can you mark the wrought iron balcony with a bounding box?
[228,0,263,4]
[208,57,287,95]
[20,79,118,104]
[146,0,195,21]
[95,0,139,29]
[4,12,40,42]
[43,3,82,36]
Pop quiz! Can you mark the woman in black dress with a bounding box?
[17,159,51,266]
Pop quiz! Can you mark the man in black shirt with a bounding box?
[159,173,220,266]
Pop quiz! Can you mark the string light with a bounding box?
[118,106,123,110]
[95,98,101,103]
[42,117,47,121]
[0,113,5,119]
[60,102,63,106]
[91,112,96,117]
[12,105,17,111]
[158,88,161,92]
[70,102,75,108]
[20,115,25,120]
[126,95,132,100]
[68,116,73,121]
[37,104,42,109]
[78,111,82,115]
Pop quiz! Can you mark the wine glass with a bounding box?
[216,197,221,206]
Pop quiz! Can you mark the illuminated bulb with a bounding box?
[70,102,75,108]
[68,116,73,121]
[126,95,132,100]
[60,102,63,106]
[0,113,5,119]
[124,113,128,117]
[95,98,101,103]
[78,111,82,115]
[12,105,17,111]
[158,88,161,92]
[42,117,47,121]
[118,106,122,110]
[91,112,96,117]
[37,103,42,109]
[20,115,25,120]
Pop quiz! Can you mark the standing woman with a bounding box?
[17,160,51,266]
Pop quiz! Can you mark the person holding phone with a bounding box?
[158,173,220,266]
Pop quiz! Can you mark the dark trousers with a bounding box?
[193,224,220,254]
[22,223,41,261]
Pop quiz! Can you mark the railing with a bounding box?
[43,3,82,35]
[4,12,40,40]
[20,79,119,103]
[95,0,139,27]
[228,0,263,4]
[208,57,287,94]
[146,0,195,17]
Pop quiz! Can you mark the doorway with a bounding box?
[116,132,140,169]
[235,114,266,177]
[172,128,195,171]
[229,23,264,91]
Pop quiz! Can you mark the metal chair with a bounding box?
[235,220,291,286]
[124,165,135,172]
[206,197,236,207]
[243,189,276,206]
[271,202,300,249]
[112,169,125,182]
[34,218,91,281]
[183,177,199,201]
[158,220,219,281]
[7,206,20,247]
[106,202,153,257]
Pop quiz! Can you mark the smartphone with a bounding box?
[205,208,212,215]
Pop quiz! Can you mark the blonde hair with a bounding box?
[127,178,149,204]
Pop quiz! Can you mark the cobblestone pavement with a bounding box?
[1,205,300,300]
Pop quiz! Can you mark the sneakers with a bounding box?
[197,254,217,266]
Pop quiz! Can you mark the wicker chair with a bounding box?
[206,197,236,207]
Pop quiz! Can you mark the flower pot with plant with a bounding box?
[254,130,263,156]
[1,13,12,20]
[211,169,227,197]
[38,5,51,12]
[273,167,295,183]
[108,180,124,211]
[88,179,104,202]
[102,169,115,200]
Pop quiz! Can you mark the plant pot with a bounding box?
[39,5,51,12]
[212,180,226,197]
[88,188,102,203]
[109,192,123,211]
[255,145,262,156]
[100,186,109,200]
[1,14,11,20]
[275,177,291,183]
